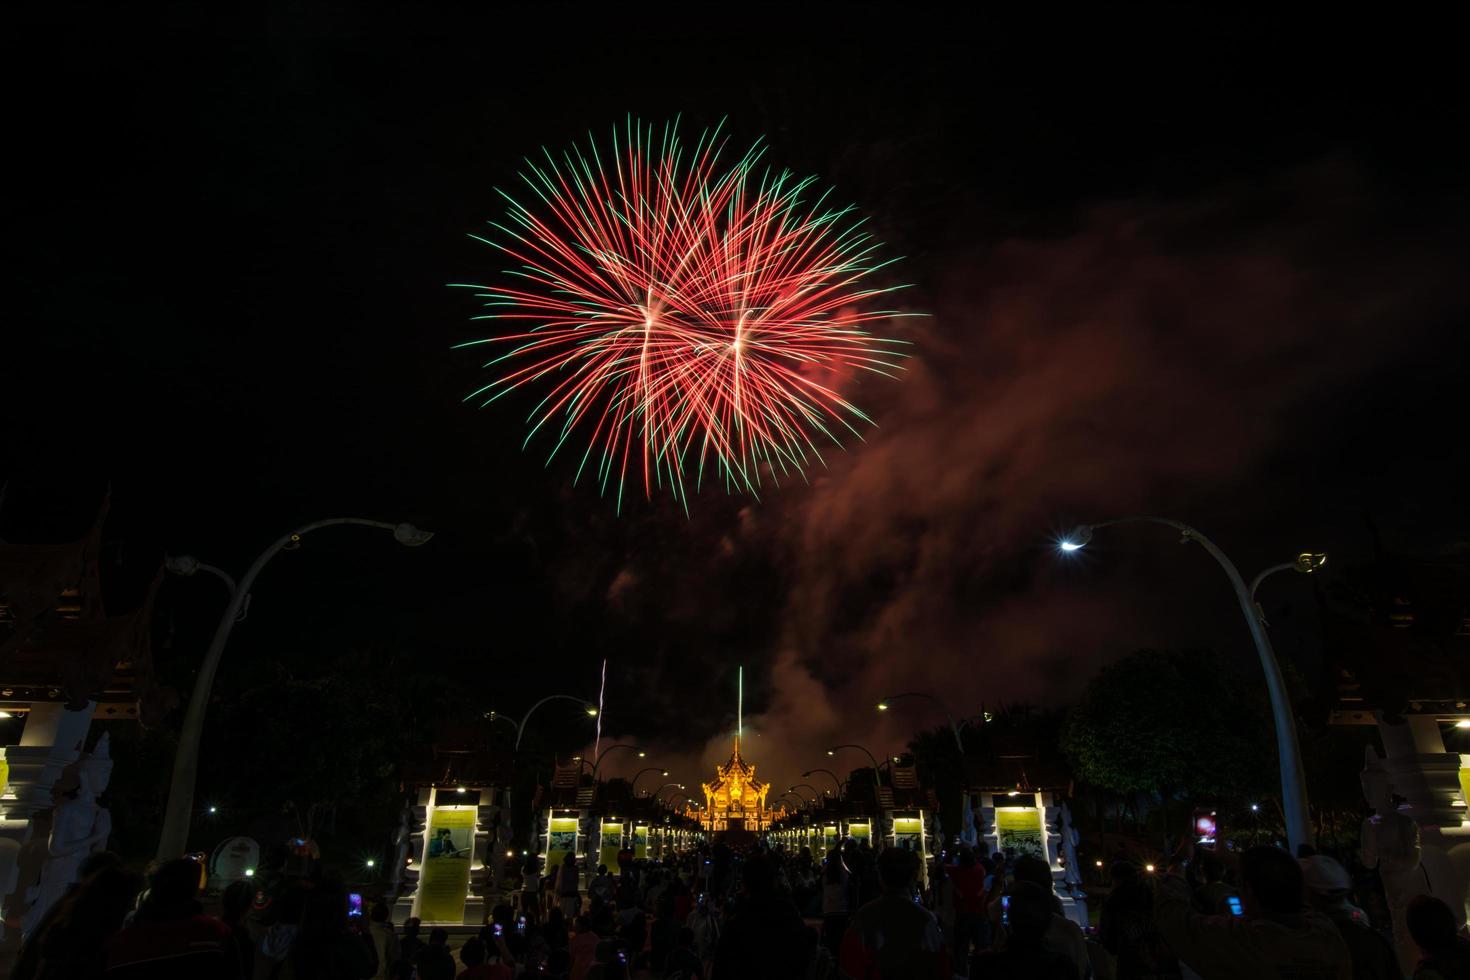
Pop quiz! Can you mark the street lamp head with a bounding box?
[1058,525,1093,552]
[393,523,435,547]
[826,750,835,756]
[638,751,647,758]
[165,555,201,576]
[662,770,669,777]
[1294,552,1327,574]
[876,701,889,711]
[585,706,599,717]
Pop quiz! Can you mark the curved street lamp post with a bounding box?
[1058,517,1325,853]
[157,518,434,861]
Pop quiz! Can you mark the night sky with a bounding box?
[5,8,1468,793]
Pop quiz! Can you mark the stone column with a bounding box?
[0,702,95,943]
[392,788,429,925]
[1365,714,1470,973]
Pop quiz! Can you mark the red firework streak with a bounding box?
[453,117,913,510]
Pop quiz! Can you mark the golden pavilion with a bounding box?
[699,736,773,832]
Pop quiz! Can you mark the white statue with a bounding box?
[21,734,113,940]
[1059,802,1084,894]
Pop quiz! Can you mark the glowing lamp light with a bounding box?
[506,850,515,858]
[208,805,218,814]
[876,702,889,711]
[1456,720,1470,730]
[1058,525,1094,553]
[661,770,670,777]
[1007,790,1019,797]
[1251,803,1260,812]
[0,711,13,719]
[365,859,376,868]
[826,750,835,757]
[638,751,647,758]
[1145,864,1156,873]
[456,787,467,794]
[1095,860,1104,868]
[244,868,256,877]
[585,707,599,717]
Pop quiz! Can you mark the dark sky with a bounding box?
[5,7,1468,790]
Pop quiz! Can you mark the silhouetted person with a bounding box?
[1406,893,1470,980]
[1154,845,1349,979]
[396,917,424,979]
[12,851,126,980]
[416,927,457,980]
[711,853,810,979]
[840,847,950,979]
[105,858,242,978]
[367,900,401,980]
[949,845,989,973]
[971,881,1076,980]
[456,936,512,979]
[222,879,257,977]
[1099,861,1179,979]
[279,873,376,979]
[1299,855,1398,980]
[15,864,141,980]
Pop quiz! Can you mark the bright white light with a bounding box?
[0,711,13,719]
[456,787,467,794]
[365,859,376,868]
[208,805,218,814]
[1250,803,1259,812]
[244,868,256,877]
[1059,540,1083,552]
[1456,720,1470,730]
[1145,863,1156,873]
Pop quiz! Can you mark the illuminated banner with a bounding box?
[547,816,579,872]
[893,816,923,852]
[418,804,476,923]
[996,808,1045,860]
[634,825,649,860]
[847,821,871,843]
[599,821,625,873]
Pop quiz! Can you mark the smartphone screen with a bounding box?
[1194,810,1218,846]
[517,916,527,936]
[1000,895,1010,925]
[1227,896,1243,917]
[347,893,363,917]
[494,923,504,937]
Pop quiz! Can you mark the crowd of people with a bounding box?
[10,834,1470,979]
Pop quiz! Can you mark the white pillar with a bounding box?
[0,702,96,943]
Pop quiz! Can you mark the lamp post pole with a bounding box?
[1059,517,1324,853]
[803,769,845,797]
[157,518,434,861]
[631,767,669,795]
[828,744,884,784]
[878,692,965,754]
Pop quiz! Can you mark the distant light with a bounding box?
[365,858,376,868]
[1250,803,1260,812]
[1456,720,1470,730]
[662,770,669,776]
[585,706,599,716]
[826,750,835,756]
[0,711,12,719]
[638,751,647,758]
[1095,860,1104,868]
[506,850,515,858]
[208,805,218,814]
[1007,790,1019,797]
[572,756,582,762]
[244,868,256,877]
[1059,540,1083,552]
[876,702,889,711]
[1145,864,1156,873]
[456,786,467,794]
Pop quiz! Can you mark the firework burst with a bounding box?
[453,117,913,510]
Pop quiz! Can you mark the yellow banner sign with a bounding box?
[418,805,476,923]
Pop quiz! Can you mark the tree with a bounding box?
[1060,649,1274,832]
